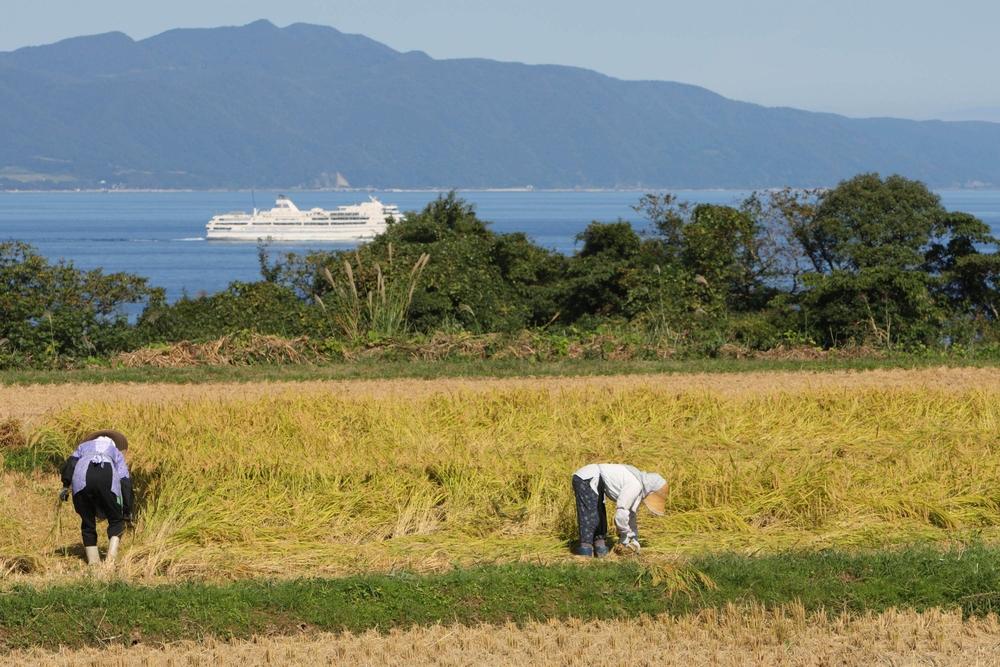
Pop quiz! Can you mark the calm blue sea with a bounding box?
[1,189,999,302]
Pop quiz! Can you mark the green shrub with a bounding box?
[135,281,326,343]
[0,241,159,368]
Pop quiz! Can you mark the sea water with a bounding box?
[1,189,998,301]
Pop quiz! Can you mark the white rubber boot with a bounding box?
[85,546,101,566]
[107,536,120,563]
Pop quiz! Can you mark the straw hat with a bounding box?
[643,487,668,515]
[641,473,668,515]
[81,430,129,451]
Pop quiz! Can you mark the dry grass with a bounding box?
[112,334,314,368]
[0,418,27,450]
[4,365,1000,426]
[103,332,889,367]
[8,604,1000,666]
[341,330,676,362]
[8,373,1000,581]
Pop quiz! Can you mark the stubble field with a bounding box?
[10,604,1000,666]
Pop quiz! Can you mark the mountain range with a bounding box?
[2,20,999,190]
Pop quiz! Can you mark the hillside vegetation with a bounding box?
[4,174,1000,370]
[2,20,1000,189]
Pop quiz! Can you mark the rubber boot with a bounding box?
[107,536,120,563]
[594,538,610,558]
[84,546,101,566]
[573,542,595,557]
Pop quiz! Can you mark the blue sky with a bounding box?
[3,0,997,120]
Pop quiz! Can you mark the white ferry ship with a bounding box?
[205,195,402,241]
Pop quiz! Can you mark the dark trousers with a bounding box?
[72,462,125,547]
[572,474,608,546]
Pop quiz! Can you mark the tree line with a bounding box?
[3,173,1000,367]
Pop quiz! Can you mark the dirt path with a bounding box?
[4,366,999,425]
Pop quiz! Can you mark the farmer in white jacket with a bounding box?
[571,463,667,557]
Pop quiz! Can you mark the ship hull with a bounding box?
[205,224,386,242]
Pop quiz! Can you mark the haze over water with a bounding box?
[2,190,999,302]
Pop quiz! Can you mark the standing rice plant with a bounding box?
[317,244,430,342]
[15,384,1000,580]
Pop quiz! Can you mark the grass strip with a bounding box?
[4,544,1000,650]
[4,354,1000,385]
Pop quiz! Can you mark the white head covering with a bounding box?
[641,472,666,495]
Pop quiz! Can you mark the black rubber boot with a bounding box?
[573,542,595,557]
[594,539,609,558]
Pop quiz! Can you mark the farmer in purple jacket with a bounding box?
[59,430,134,565]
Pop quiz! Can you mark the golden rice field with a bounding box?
[9,604,1000,666]
[4,366,999,425]
[4,367,1000,581]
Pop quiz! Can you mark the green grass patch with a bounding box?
[3,354,999,386]
[0,427,66,474]
[4,544,1000,650]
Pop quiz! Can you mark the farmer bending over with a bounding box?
[59,430,134,566]
[571,463,667,557]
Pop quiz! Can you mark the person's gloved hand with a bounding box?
[622,537,641,555]
[614,537,641,556]
[58,487,69,502]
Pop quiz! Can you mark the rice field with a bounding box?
[4,366,999,425]
[5,366,1000,581]
[9,604,1000,666]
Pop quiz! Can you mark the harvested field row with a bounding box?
[3,365,1000,425]
[7,382,1000,580]
[9,604,1000,666]
[6,551,1000,651]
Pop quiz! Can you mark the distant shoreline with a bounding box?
[2,186,998,194]
[0,187,729,195]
